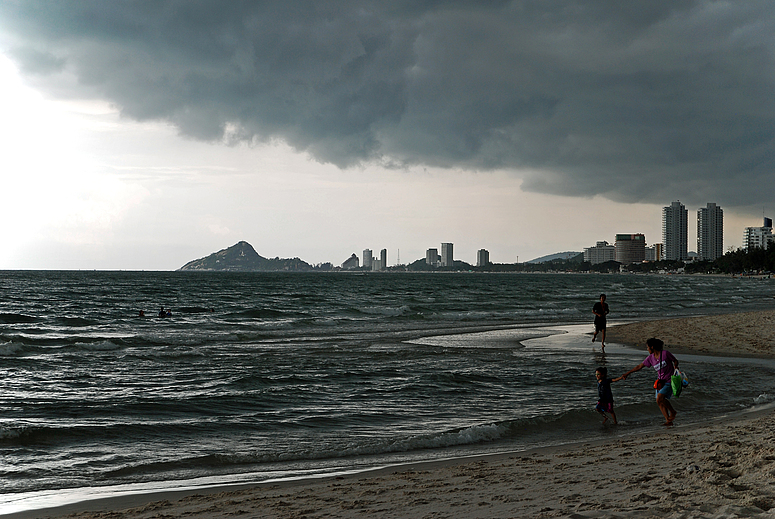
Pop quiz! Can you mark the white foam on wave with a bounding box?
[399,423,508,450]
[75,340,123,351]
[359,305,411,317]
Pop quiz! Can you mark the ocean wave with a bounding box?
[73,340,124,352]
[0,425,25,440]
[109,423,516,472]
[53,317,97,327]
[178,307,217,314]
[0,337,137,357]
[230,308,308,319]
[0,313,37,324]
[0,341,26,356]
[389,422,509,451]
[207,414,600,465]
[357,306,414,317]
[0,423,52,443]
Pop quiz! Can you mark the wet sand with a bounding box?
[6,309,775,519]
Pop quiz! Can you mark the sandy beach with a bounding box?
[605,309,775,358]
[6,309,775,519]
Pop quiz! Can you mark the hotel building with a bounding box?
[614,234,646,264]
[743,218,774,251]
[583,241,616,265]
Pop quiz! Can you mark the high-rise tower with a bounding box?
[662,201,688,261]
[476,249,490,267]
[697,203,723,261]
[440,243,453,267]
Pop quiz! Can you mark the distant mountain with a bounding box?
[178,241,314,272]
[527,251,583,264]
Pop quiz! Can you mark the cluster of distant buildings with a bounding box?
[341,249,390,271]
[584,201,774,265]
[340,201,775,270]
[341,243,491,271]
[424,243,490,267]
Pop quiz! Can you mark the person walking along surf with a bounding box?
[591,294,610,350]
[620,338,680,426]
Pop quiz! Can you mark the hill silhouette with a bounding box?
[178,241,313,271]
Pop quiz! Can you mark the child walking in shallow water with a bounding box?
[595,367,623,424]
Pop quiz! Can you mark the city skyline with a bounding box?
[0,3,773,270]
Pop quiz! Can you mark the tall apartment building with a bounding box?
[441,243,454,267]
[614,234,646,264]
[743,218,774,251]
[697,203,724,261]
[662,201,688,261]
[362,249,373,269]
[380,249,387,270]
[426,248,440,266]
[476,249,490,267]
[583,241,616,265]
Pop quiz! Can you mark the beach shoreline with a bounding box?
[5,308,775,519]
[7,405,775,519]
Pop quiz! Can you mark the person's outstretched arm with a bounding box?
[621,362,645,380]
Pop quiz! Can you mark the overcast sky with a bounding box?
[0,1,773,269]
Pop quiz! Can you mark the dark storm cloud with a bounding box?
[1,1,773,206]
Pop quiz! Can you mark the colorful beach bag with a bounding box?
[671,369,688,397]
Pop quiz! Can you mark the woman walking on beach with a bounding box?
[621,338,679,426]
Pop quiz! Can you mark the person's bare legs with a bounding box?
[601,329,606,349]
[656,394,676,425]
[665,400,677,422]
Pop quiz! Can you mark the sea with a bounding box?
[2,271,775,514]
